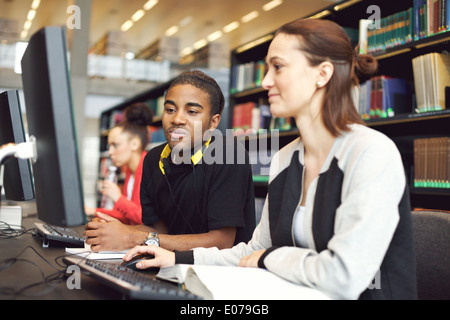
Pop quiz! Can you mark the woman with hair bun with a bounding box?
[124,19,417,300]
[89,102,153,225]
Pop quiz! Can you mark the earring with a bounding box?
[316,81,323,88]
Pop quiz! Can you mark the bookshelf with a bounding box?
[228,0,450,210]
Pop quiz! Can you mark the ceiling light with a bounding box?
[241,11,259,23]
[31,0,41,10]
[27,9,36,21]
[262,0,283,12]
[23,20,32,31]
[20,30,28,41]
[131,9,145,22]
[236,34,274,53]
[165,25,179,37]
[306,10,332,19]
[143,0,158,11]
[223,21,239,33]
[193,39,208,50]
[181,47,193,56]
[334,0,362,11]
[207,30,223,42]
[125,52,135,60]
[179,16,193,27]
[121,20,134,32]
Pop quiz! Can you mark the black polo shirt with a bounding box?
[140,136,256,245]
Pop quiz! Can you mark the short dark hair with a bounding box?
[167,70,225,116]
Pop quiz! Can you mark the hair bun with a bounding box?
[124,103,153,126]
[355,53,378,75]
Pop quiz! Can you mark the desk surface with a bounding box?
[0,215,127,300]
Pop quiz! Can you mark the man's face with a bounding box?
[162,84,220,151]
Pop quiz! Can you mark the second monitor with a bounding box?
[0,90,35,202]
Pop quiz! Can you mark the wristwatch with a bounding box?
[143,232,160,247]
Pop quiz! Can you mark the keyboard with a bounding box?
[64,257,202,300]
[33,223,85,248]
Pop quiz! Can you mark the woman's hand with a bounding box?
[101,180,122,202]
[239,249,266,268]
[123,245,176,270]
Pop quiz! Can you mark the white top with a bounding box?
[293,206,308,248]
[127,174,134,200]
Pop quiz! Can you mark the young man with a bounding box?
[84,70,256,252]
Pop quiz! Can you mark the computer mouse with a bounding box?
[121,253,158,271]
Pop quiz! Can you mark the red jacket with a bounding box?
[97,151,147,225]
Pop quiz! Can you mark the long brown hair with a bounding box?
[276,19,378,136]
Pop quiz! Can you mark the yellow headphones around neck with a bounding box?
[159,138,212,175]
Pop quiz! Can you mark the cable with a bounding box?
[191,163,203,220]
[0,221,32,239]
[164,173,195,234]
[0,246,68,298]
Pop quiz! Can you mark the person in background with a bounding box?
[124,19,417,300]
[86,103,153,225]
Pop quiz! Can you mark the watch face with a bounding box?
[145,239,158,246]
[145,236,159,246]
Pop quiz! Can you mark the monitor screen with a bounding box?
[21,26,86,227]
[0,90,35,202]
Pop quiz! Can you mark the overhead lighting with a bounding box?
[125,52,135,60]
[307,10,332,19]
[262,0,283,12]
[207,30,223,42]
[27,9,37,21]
[223,21,240,33]
[20,30,28,41]
[121,20,134,32]
[143,0,158,11]
[179,16,193,27]
[193,39,208,50]
[334,0,362,11]
[236,34,274,53]
[241,11,259,23]
[23,20,32,31]
[131,9,145,22]
[165,25,179,37]
[181,47,193,57]
[31,0,41,10]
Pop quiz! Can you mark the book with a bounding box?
[66,243,129,260]
[413,137,450,188]
[156,264,331,300]
[412,52,450,112]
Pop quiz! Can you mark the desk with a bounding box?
[0,215,126,300]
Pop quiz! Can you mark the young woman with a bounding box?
[123,19,417,300]
[88,103,153,225]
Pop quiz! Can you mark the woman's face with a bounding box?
[108,127,135,167]
[262,33,319,119]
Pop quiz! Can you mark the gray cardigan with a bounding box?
[188,124,417,300]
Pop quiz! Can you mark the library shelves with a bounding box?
[228,0,450,210]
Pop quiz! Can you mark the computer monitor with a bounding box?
[20,26,86,227]
[0,90,35,202]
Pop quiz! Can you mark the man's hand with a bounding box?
[84,212,146,252]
